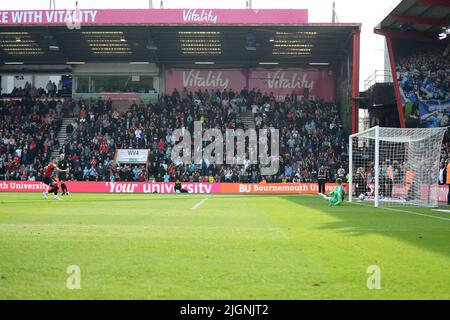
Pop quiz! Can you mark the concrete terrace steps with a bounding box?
[51,117,76,158]
[240,111,256,129]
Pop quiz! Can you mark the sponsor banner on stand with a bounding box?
[0,181,221,194]
[165,68,335,102]
[0,181,48,192]
[221,183,347,194]
[165,69,247,93]
[63,182,221,194]
[0,9,308,26]
[417,99,450,128]
[401,94,450,128]
[366,183,445,201]
[438,185,448,202]
[248,69,335,102]
[1,181,344,195]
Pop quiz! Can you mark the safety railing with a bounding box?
[364,70,393,91]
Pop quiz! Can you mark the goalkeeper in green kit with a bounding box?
[319,178,345,206]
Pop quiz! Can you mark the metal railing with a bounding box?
[364,70,393,91]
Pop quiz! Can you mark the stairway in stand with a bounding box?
[240,111,256,130]
[51,117,76,158]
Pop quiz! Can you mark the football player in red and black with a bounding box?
[43,158,69,200]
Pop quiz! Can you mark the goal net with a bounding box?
[349,126,447,208]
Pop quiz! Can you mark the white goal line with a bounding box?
[350,201,450,222]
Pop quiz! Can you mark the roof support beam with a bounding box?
[385,36,405,128]
[351,27,360,134]
[390,14,450,26]
[416,0,450,7]
[374,28,440,42]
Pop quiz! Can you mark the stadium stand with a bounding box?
[0,88,349,183]
[2,80,70,99]
[0,97,62,181]
[398,50,449,100]
[397,48,450,128]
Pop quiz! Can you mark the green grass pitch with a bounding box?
[0,192,449,299]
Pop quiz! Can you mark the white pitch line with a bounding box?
[351,201,450,221]
[191,198,208,210]
[382,206,450,222]
[432,209,450,213]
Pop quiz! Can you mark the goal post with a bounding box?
[349,126,447,208]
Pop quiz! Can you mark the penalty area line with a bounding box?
[191,197,208,210]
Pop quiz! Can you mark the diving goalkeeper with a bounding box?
[320,178,345,206]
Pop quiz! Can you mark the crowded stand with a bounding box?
[0,97,62,181]
[251,93,347,183]
[0,87,349,183]
[397,49,450,128]
[345,48,450,200]
[3,80,71,98]
[398,50,449,101]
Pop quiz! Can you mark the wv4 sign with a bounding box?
[116,149,149,164]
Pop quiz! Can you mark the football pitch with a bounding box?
[0,192,449,300]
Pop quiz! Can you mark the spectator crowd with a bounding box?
[1,86,349,183]
[0,97,62,181]
[397,49,450,128]
[5,80,70,99]
[398,50,449,101]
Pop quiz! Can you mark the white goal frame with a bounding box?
[349,126,447,208]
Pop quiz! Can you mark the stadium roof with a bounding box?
[375,0,450,41]
[0,9,360,67]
